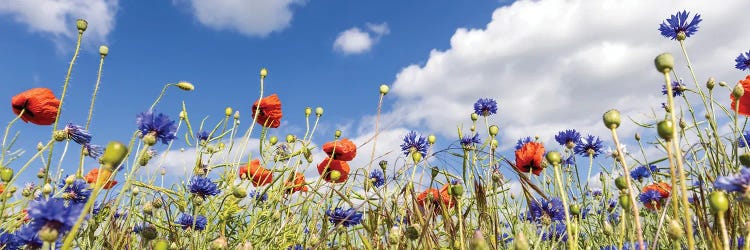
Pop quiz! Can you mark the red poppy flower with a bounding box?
[251,94,283,128]
[642,182,671,210]
[416,187,454,214]
[438,184,455,209]
[85,168,118,189]
[11,88,61,125]
[322,138,357,161]
[317,158,350,183]
[284,172,308,194]
[239,159,273,186]
[515,141,546,175]
[731,75,750,116]
[0,183,4,194]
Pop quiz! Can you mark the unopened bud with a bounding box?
[427,134,436,144]
[733,83,745,99]
[470,113,479,121]
[260,68,268,78]
[286,134,296,143]
[225,107,232,116]
[315,107,324,117]
[76,19,88,32]
[654,53,674,73]
[334,130,342,138]
[667,219,684,240]
[545,151,561,165]
[706,77,715,90]
[603,109,621,129]
[305,107,312,116]
[99,45,109,56]
[269,136,278,145]
[379,84,390,95]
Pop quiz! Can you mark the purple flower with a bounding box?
[738,131,750,148]
[27,198,84,241]
[249,190,268,202]
[0,230,22,250]
[735,50,750,71]
[540,223,567,242]
[63,123,92,145]
[714,167,750,193]
[326,207,363,227]
[369,169,385,188]
[136,111,178,145]
[460,133,481,148]
[574,135,604,158]
[176,214,207,231]
[639,190,665,206]
[473,98,498,117]
[526,198,565,223]
[555,129,581,148]
[515,137,533,150]
[400,131,428,157]
[14,225,43,249]
[188,176,221,197]
[62,179,92,204]
[83,143,103,159]
[196,130,210,141]
[662,80,684,97]
[658,10,702,40]
[630,165,659,181]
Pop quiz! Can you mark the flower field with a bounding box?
[2,9,750,250]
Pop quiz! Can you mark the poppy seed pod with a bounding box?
[379,84,389,95]
[619,194,631,210]
[739,153,750,167]
[427,134,436,144]
[260,68,268,78]
[570,204,581,216]
[489,125,499,137]
[615,176,628,190]
[315,107,324,117]
[430,166,439,178]
[708,191,729,214]
[657,120,674,140]
[99,45,109,56]
[603,109,621,129]
[76,19,88,32]
[101,141,129,170]
[654,53,674,73]
[545,151,561,165]
[1,168,13,182]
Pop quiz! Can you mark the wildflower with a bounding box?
[574,135,604,158]
[738,131,750,147]
[11,88,61,125]
[27,198,84,241]
[662,80,684,97]
[525,198,566,223]
[62,123,92,145]
[239,159,273,186]
[658,10,702,40]
[176,213,207,231]
[604,144,627,158]
[14,225,43,248]
[136,111,177,145]
[473,98,498,116]
[713,167,750,193]
[317,158,350,183]
[251,94,283,128]
[369,169,385,188]
[417,186,454,213]
[515,137,533,150]
[630,165,659,181]
[730,75,750,116]
[562,155,575,166]
[288,244,308,250]
[438,184,455,208]
[322,138,357,161]
[400,131,428,157]
[61,179,92,204]
[460,133,481,149]
[0,230,22,250]
[284,172,308,194]
[736,50,750,71]
[196,130,210,141]
[554,129,581,148]
[514,141,545,175]
[249,190,268,202]
[326,207,363,227]
[188,176,220,197]
[85,168,117,189]
[82,143,103,159]
[540,223,568,242]
[639,182,671,210]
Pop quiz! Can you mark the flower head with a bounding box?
[284,172,308,194]
[525,198,566,223]
[136,111,177,145]
[27,198,84,241]
[0,230,23,250]
[714,167,750,193]
[188,176,220,197]
[416,185,454,213]
[63,123,92,145]
[62,179,92,204]
[252,94,283,128]
[554,129,581,148]
[515,137,533,150]
[460,133,481,148]
[658,10,702,40]
[326,207,363,227]
[574,135,604,158]
[639,182,671,210]
[400,131,428,157]
[85,168,117,189]
[317,158,351,183]
[322,138,357,161]
[249,190,268,202]
[239,159,273,187]
[662,80,684,97]
[731,75,750,116]
[736,50,750,71]
[14,225,43,248]
[176,214,207,231]
[515,141,546,175]
[196,130,210,141]
[473,98,498,116]
[11,88,61,125]
[739,131,750,147]
[540,223,568,242]
[82,143,103,159]
[369,169,385,188]
[630,165,659,182]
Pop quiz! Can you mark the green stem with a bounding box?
[553,163,576,249]
[0,109,24,164]
[610,127,645,250]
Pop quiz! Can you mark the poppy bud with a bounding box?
[733,83,745,99]
[657,120,674,140]
[39,226,59,243]
[430,167,439,178]
[545,151,561,165]
[99,45,109,56]
[679,119,686,129]
[379,160,387,172]
[513,231,530,250]
[741,153,750,167]
[76,19,88,32]
[154,240,169,250]
[707,77,715,90]
[427,134,436,145]
[667,219,683,240]
[286,134,296,143]
[471,113,479,121]
[101,141,128,170]
[233,186,247,198]
[411,152,422,163]
[654,53,674,73]
[619,194,631,210]
[329,170,342,182]
[635,132,641,141]
[269,136,278,145]
[334,130,342,138]
[603,109,621,129]
[615,176,628,190]
[233,111,240,120]
[315,107,324,117]
[65,175,75,185]
[304,107,312,117]
[152,198,164,208]
[259,68,269,79]
[569,204,580,216]
[37,142,44,151]
[489,125,499,136]
[379,84,390,95]
[708,191,729,214]
[1,168,13,182]
[451,185,464,197]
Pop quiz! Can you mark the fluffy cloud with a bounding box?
[186,0,304,37]
[0,0,118,44]
[387,0,750,149]
[334,22,389,55]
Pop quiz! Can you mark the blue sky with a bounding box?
[2,0,750,192]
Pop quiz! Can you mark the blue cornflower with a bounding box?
[27,198,83,240]
[114,210,128,219]
[400,131,428,157]
[661,80,684,97]
[133,223,148,234]
[739,237,745,248]
[369,169,385,188]
[83,143,103,159]
[450,179,462,185]
[639,190,664,206]
[562,155,575,166]
[473,98,498,117]
[196,130,210,141]
[460,133,481,148]
[574,135,604,158]
[0,230,22,250]
[587,189,603,197]
[136,111,178,145]
[14,225,43,249]
[62,179,92,204]
[658,10,702,40]
[738,131,750,147]
[515,137,533,150]
[63,123,92,145]
[713,167,750,193]
[734,50,750,71]
[188,176,220,197]
[526,198,565,223]
[249,190,268,202]
[554,129,581,148]
[176,214,207,231]
[498,233,512,244]
[630,165,659,181]
[540,223,568,242]
[326,207,363,227]
[288,245,308,250]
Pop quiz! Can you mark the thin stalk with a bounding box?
[610,127,645,250]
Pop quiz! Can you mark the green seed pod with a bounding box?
[569,204,580,216]
[175,81,194,91]
[153,240,169,250]
[451,185,464,197]
[329,170,342,182]
[101,141,129,170]
[513,231,530,250]
[315,107,324,117]
[739,153,750,167]
[667,219,684,240]
[708,191,729,214]
[335,130,342,138]
[269,136,278,145]
[654,53,674,73]
[706,77,715,90]
[545,151,561,165]
[430,166,439,178]
[38,226,59,243]
[233,186,247,198]
[471,113,479,121]
[602,109,621,129]
[286,134,296,143]
[379,160,388,172]
[489,125,499,137]
[405,224,420,240]
[76,19,88,32]
[734,83,745,99]
[427,134,436,145]
[411,152,422,163]
[379,84,390,95]
[619,194,631,210]
[657,120,674,140]
[260,68,268,78]
[0,168,13,182]
[615,176,628,190]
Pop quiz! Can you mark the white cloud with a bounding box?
[186,0,304,37]
[386,0,750,150]
[334,22,389,55]
[0,0,118,45]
